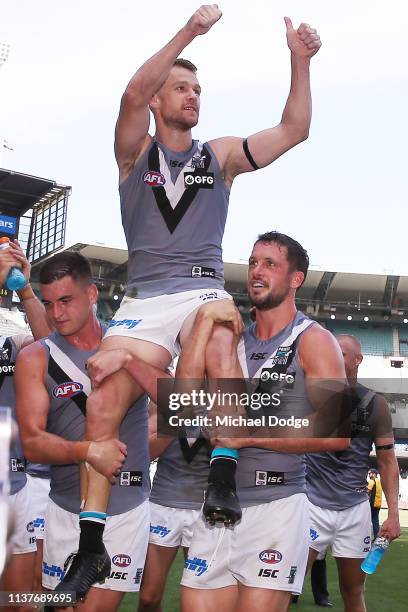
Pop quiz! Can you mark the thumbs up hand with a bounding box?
[284,17,322,59]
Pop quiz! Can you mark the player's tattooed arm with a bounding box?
[115,4,222,180]
[210,18,321,187]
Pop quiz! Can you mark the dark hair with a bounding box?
[173,58,197,73]
[255,231,309,284]
[39,251,92,285]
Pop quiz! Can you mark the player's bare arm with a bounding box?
[210,17,321,186]
[15,342,127,483]
[87,348,172,402]
[374,397,401,541]
[299,325,351,441]
[0,240,53,339]
[148,401,174,459]
[115,4,222,181]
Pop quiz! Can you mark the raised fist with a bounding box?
[185,4,222,37]
[284,17,322,59]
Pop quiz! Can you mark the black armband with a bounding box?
[243,138,259,170]
[375,443,394,451]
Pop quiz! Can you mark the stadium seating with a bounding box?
[399,326,408,357]
[326,321,394,356]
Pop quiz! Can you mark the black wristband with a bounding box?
[375,443,394,451]
[243,138,259,170]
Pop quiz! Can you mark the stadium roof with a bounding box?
[30,243,408,317]
[0,167,71,217]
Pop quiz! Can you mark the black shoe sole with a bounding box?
[203,506,241,526]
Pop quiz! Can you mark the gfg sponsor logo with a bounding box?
[53,382,83,399]
[143,171,166,187]
[260,370,295,385]
[112,554,131,568]
[184,172,214,188]
[259,549,283,564]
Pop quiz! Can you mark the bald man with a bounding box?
[305,334,400,612]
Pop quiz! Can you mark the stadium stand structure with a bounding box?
[3,242,408,507]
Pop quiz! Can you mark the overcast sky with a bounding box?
[1,0,407,275]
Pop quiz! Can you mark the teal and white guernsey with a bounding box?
[120,139,229,298]
[236,312,316,507]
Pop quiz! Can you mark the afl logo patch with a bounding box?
[143,171,166,187]
[53,382,83,399]
[259,549,283,564]
[112,554,132,568]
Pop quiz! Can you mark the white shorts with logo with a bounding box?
[9,483,37,555]
[42,498,150,592]
[26,474,50,541]
[104,288,231,358]
[309,499,371,558]
[181,493,309,595]
[149,502,200,549]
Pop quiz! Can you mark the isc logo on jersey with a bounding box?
[112,554,131,568]
[143,171,166,187]
[259,549,283,564]
[53,382,83,399]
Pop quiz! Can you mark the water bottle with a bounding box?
[361,536,389,574]
[0,237,27,291]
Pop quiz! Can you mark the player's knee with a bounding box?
[206,324,238,377]
[339,579,365,602]
[138,587,163,610]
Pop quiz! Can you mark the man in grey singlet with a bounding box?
[168,231,350,611]
[138,406,210,612]
[72,5,323,595]
[305,335,400,612]
[14,252,150,609]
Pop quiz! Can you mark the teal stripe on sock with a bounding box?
[79,511,107,521]
[211,447,238,460]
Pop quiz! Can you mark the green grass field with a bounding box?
[119,528,408,611]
